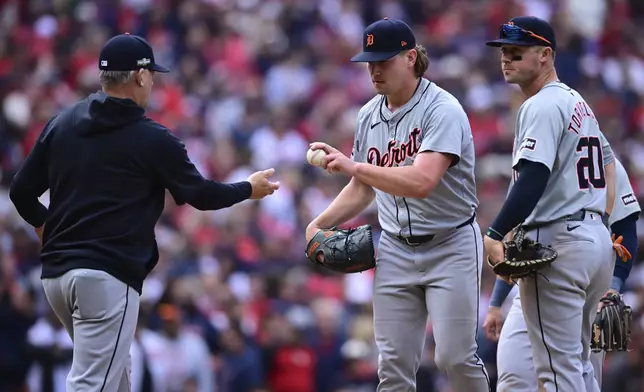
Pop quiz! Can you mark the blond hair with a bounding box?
[413,45,430,77]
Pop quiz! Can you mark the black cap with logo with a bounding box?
[98,33,169,73]
[351,18,416,63]
[485,16,556,51]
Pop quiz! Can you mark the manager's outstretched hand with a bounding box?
[247,168,280,199]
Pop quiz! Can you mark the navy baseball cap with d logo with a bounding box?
[351,18,416,62]
[485,16,556,51]
[98,33,169,73]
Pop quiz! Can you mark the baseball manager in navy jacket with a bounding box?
[9,33,279,391]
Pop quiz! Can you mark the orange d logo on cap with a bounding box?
[366,34,375,46]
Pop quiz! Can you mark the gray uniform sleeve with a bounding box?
[512,102,565,171]
[599,132,614,166]
[351,106,369,163]
[609,159,642,225]
[419,102,467,163]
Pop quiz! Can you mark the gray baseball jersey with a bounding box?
[507,131,612,195]
[609,158,641,226]
[351,78,477,235]
[511,81,610,226]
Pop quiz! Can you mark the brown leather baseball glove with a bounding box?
[305,225,376,273]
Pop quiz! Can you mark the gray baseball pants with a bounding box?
[518,213,613,392]
[373,221,490,392]
[497,293,608,392]
[42,268,139,392]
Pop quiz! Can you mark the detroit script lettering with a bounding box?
[367,128,422,167]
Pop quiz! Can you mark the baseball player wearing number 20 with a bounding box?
[306,18,490,392]
[484,156,639,392]
[484,16,615,392]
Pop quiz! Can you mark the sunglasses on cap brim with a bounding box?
[499,23,552,46]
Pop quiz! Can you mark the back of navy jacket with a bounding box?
[9,91,251,293]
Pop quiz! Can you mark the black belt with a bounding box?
[522,209,601,231]
[395,233,435,246]
[394,213,476,247]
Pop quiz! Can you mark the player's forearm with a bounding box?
[487,160,549,239]
[489,278,514,307]
[8,181,48,228]
[311,177,375,229]
[604,161,616,215]
[353,163,436,198]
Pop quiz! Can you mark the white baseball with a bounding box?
[306,148,327,167]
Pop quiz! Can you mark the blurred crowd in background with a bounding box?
[1,0,644,391]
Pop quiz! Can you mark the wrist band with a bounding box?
[486,227,504,241]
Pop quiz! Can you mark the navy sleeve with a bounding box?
[487,159,550,239]
[9,117,57,227]
[610,212,639,292]
[489,278,514,307]
[149,128,252,210]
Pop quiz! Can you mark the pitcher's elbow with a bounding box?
[407,187,428,199]
[411,180,436,198]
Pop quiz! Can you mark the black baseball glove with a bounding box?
[488,228,558,280]
[305,225,376,273]
[590,292,633,352]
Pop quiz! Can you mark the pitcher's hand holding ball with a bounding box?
[309,142,356,176]
[306,147,327,167]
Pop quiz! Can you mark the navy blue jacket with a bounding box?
[9,91,251,293]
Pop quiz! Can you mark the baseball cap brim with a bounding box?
[485,39,543,47]
[152,63,170,73]
[350,50,401,63]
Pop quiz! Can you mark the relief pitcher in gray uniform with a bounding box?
[306,18,489,392]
